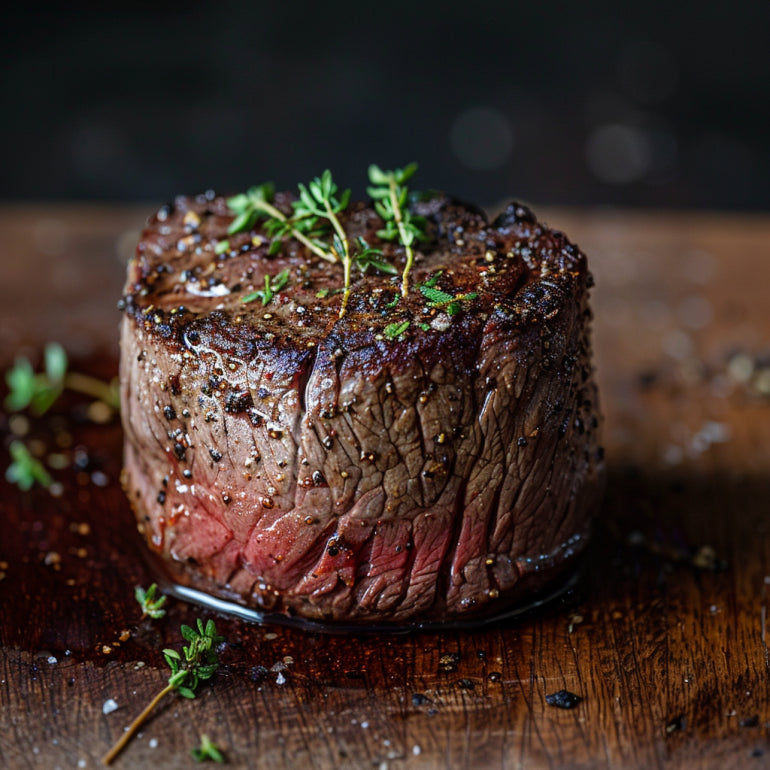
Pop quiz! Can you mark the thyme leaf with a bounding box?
[419,285,454,305]
[226,184,274,236]
[135,583,167,620]
[191,735,226,764]
[293,170,351,221]
[419,280,478,316]
[5,342,66,415]
[354,237,397,276]
[383,320,410,339]
[444,294,478,316]
[241,268,291,306]
[5,440,52,491]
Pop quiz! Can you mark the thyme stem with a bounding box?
[64,372,120,410]
[387,179,415,297]
[101,683,175,765]
[367,163,425,299]
[323,199,352,316]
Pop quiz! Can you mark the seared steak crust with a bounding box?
[119,191,604,624]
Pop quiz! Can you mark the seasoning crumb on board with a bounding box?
[545,690,582,709]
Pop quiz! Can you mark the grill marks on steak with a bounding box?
[120,193,604,623]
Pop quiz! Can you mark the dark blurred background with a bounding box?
[2,0,768,210]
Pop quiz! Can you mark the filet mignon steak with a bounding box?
[119,191,604,625]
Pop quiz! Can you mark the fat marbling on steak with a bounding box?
[119,190,604,625]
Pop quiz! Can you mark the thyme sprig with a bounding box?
[367,163,428,297]
[227,184,333,263]
[293,179,400,309]
[135,583,167,620]
[241,268,290,306]
[293,170,356,315]
[102,618,223,765]
[5,440,52,490]
[227,164,427,316]
[4,342,120,416]
[228,172,362,316]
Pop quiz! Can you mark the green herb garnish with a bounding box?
[354,237,397,276]
[226,183,273,236]
[135,583,167,620]
[241,268,291,306]
[367,163,428,297]
[5,342,66,414]
[419,281,478,316]
[4,342,120,415]
[5,440,52,491]
[292,170,355,314]
[228,164,429,317]
[214,240,230,255]
[383,320,410,340]
[102,618,224,765]
[420,285,454,305]
[227,184,333,263]
[446,293,478,315]
[191,735,226,764]
[228,172,363,315]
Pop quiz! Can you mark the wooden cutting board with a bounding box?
[1,204,769,769]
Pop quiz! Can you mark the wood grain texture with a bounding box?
[1,205,769,769]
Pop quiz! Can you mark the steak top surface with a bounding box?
[119,190,604,626]
[122,193,586,378]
